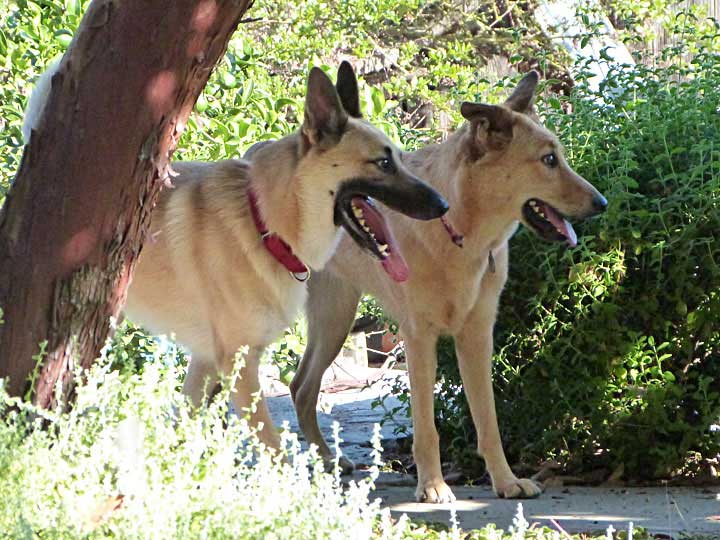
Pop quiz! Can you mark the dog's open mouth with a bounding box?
[522,198,578,247]
[334,196,409,282]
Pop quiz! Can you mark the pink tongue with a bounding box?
[542,203,578,247]
[352,198,410,282]
[381,251,410,282]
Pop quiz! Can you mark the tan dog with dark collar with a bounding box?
[291,69,607,501]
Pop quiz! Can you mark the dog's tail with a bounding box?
[22,57,64,146]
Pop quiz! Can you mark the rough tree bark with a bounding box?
[0,0,252,408]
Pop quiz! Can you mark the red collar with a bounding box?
[247,188,310,282]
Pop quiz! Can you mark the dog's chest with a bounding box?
[419,261,487,333]
[402,234,510,335]
[208,269,307,348]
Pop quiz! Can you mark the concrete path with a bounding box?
[265,363,720,536]
[266,366,411,465]
[377,485,720,536]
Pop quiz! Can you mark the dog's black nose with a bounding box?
[434,193,450,217]
[402,181,449,220]
[592,194,608,214]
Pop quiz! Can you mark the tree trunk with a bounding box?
[0,0,252,408]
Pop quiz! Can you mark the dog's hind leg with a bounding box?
[405,329,457,503]
[455,246,542,499]
[290,270,360,474]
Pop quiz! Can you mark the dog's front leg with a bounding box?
[226,347,281,451]
[291,271,361,474]
[455,248,542,499]
[405,330,456,503]
[183,355,221,407]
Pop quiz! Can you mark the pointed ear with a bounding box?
[336,61,362,118]
[460,102,514,154]
[504,70,539,113]
[303,67,349,148]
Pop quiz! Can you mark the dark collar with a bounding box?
[247,188,310,282]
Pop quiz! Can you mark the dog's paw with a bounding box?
[495,477,543,499]
[415,479,456,503]
[323,455,355,476]
[338,455,355,475]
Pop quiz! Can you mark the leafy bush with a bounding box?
[267,318,307,386]
[433,45,720,480]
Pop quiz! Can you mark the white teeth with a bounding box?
[353,207,372,234]
[531,203,546,219]
[359,219,371,235]
[350,202,391,261]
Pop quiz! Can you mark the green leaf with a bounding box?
[371,87,385,116]
[221,72,237,89]
[195,94,208,113]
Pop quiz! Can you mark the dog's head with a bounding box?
[460,71,606,246]
[294,64,448,280]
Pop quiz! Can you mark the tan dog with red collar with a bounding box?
[23,60,448,448]
[122,67,448,448]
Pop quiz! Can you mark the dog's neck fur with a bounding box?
[406,124,519,255]
[249,134,342,270]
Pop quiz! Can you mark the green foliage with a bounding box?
[601,0,720,49]
[103,320,189,375]
[267,318,307,386]
[0,0,84,204]
[433,46,720,479]
[23,339,47,402]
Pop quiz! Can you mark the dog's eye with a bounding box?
[375,157,396,174]
[542,152,558,168]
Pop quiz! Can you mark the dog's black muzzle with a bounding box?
[336,176,448,220]
[332,175,448,260]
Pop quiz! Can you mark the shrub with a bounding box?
[433,45,720,480]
